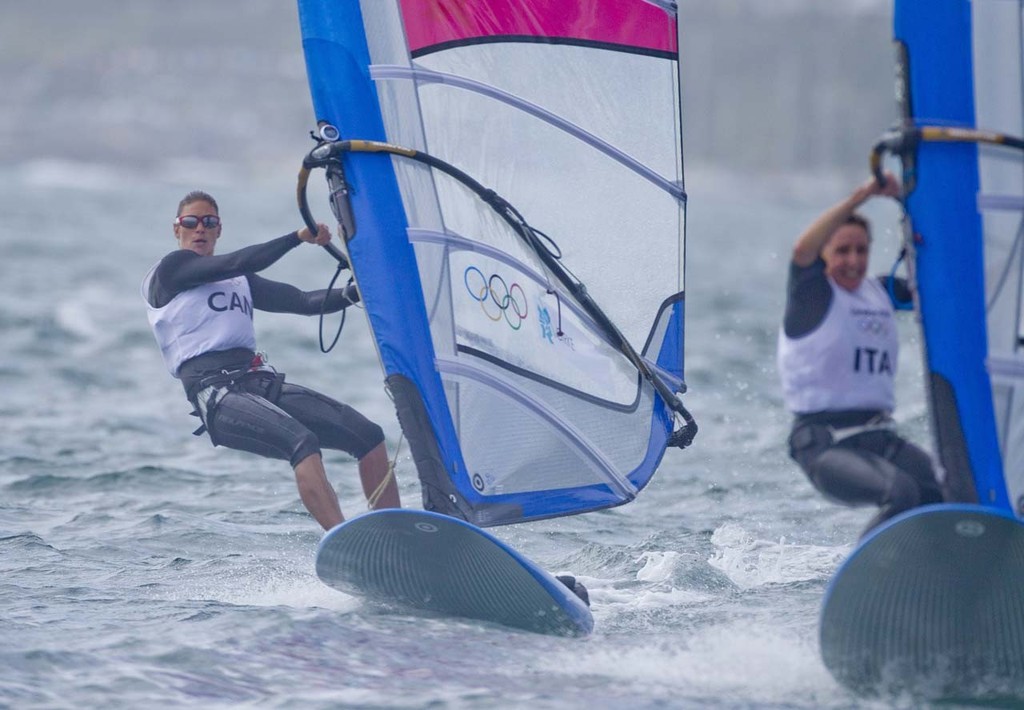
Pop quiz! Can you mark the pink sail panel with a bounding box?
[399,0,676,55]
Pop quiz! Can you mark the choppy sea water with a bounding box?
[2,2,973,707]
[2,159,945,709]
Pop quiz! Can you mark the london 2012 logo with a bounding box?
[463,266,528,330]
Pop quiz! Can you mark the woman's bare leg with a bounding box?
[293,453,343,530]
[358,442,401,509]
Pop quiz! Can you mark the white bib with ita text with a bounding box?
[778,276,898,414]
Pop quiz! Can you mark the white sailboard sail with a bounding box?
[294,0,696,526]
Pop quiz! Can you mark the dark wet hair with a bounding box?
[841,212,871,242]
[177,190,219,216]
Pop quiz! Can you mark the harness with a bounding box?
[189,352,285,437]
[789,411,896,460]
[828,413,894,445]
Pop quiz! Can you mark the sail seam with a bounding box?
[455,344,643,412]
[409,35,676,61]
[370,64,686,201]
[988,356,1024,378]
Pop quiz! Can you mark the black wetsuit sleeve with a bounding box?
[783,259,832,338]
[146,233,302,308]
[247,274,358,315]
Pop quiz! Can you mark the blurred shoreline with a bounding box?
[2,1,892,178]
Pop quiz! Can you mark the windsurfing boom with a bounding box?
[298,136,697,446]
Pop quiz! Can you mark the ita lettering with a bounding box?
[208,290,253,318]
[853,347,892,374]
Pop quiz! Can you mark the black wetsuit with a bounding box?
[146,234,384,466]
[783,260,943,533]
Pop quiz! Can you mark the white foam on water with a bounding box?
[55,283,117,342]
[708,523,851,589]
[154,557,362,614]
[230,575,360,613]
[635,550,679,583]
[548,623,827,703]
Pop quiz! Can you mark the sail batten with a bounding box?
[978,194,1024,211]
[297,0,690,526]
[370,64,686,198]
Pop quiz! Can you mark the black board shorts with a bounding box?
[195,371,384,467]
[788,416,944,531]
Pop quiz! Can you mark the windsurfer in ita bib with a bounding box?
[141,190,400,531]
[777,172,943,536]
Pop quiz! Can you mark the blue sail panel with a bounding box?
[296,0,690,526]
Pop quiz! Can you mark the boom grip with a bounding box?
[297,165,350,268]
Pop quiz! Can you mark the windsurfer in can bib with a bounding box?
[141,190,400,531]
[777,172,943,535]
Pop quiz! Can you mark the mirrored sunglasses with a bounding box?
[175,214,221,229]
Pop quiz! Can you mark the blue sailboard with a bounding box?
[317,509,592,636]
[820,0,1024,699]
[294,1,695,633]
[821,505,1024,696]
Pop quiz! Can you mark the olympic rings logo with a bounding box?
[464,266,528,330]
[857,317,888,335]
